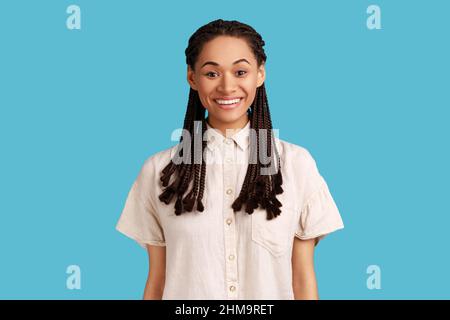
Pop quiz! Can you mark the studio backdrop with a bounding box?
[0,0,449,299]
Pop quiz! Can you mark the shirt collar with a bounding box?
[205,119,251,152]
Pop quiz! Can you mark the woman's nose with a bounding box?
[217,73,237,93]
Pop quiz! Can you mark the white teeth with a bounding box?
[215,98,241,105]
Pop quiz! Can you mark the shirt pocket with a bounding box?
[251,205,297,257]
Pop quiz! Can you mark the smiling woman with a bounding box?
[116,19,344,300]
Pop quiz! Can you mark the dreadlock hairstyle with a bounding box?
[158,19,284,220]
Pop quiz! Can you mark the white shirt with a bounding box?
[116,120,344,299]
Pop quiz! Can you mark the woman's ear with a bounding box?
[256,63,266,88]
[187,65,198,91]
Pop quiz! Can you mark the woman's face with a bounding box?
[187,36,265,132]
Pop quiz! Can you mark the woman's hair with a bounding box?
[158,19,284,220]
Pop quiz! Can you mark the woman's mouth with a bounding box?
[213,98,243,110]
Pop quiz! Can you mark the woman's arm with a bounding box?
[143,244,166,300]
[292,237,319,300]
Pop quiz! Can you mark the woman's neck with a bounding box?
[206,115,250,137]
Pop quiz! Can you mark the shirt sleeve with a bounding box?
[116,157,166,249]
[295,150,344,245]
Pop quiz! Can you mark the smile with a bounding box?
[214,98,243,110]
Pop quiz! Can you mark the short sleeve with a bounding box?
[295,151,344,246]
[116,157,166,249]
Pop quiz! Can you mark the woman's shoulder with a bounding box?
[275,137,317,167]
[140,144,180,172]
[276,138,326,194]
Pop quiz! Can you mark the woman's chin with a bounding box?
[210,110,246,123]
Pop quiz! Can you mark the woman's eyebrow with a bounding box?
[200,58,251,69]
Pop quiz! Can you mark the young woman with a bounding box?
[116,19,344,300]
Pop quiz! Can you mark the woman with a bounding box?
[116,19,344,300]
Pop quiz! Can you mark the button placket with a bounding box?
[222,137,238,299]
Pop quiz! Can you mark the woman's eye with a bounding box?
[205,70,247,78]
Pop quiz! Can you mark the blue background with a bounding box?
[0,0,449,299]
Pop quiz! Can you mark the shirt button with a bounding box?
[229,254,235,260]
[226,188,233,195]
[229,285,236,292]
[226,218,232,225]
[225,139,232,145]
[226,158,232,163]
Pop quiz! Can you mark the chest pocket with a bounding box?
[251,204,297,257]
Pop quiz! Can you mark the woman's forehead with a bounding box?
[199,36,254,59]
